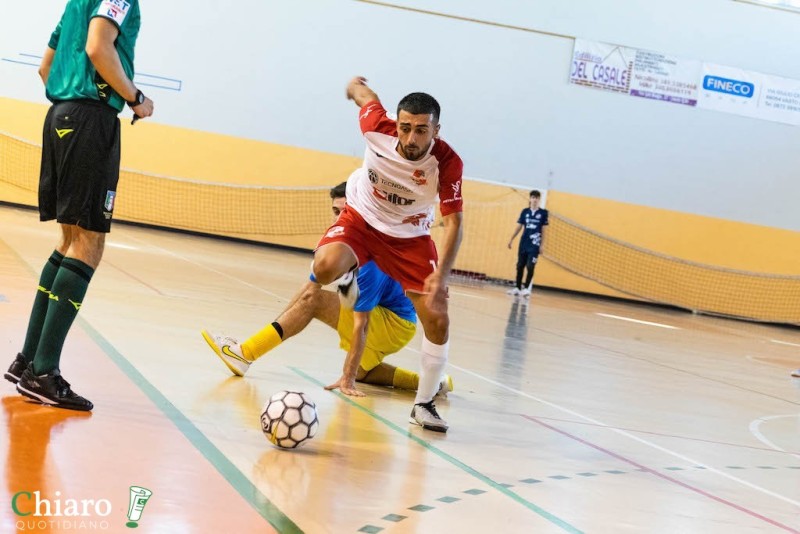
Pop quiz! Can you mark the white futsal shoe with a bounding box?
[410,401,448,433]
[434,374,454,400]
[201,330,251,377]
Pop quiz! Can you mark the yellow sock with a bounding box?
[241,322,283,361]
[392,367,419,391]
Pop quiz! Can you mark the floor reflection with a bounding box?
[498,298,529,389]
[2,396,92,533]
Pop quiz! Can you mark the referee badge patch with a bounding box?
[97,0,131,26]
[104,191,116,212]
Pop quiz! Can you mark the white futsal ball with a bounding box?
[260,391,319,449]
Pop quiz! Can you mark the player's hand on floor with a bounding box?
[325,376,366,397]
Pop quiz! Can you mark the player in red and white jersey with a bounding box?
[314,76,464,432]
[345,94,463,238]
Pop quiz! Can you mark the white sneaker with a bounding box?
[337,268,360,309]
[410,401,448,432]
[201,330,251,377]
[520,287,531,297]
[507,287,520,296]
[434,374,454,400]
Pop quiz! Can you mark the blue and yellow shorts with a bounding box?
[337,306,416,371]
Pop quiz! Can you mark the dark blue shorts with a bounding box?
[517,247,540,268]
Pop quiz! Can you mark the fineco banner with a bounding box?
[570,39,800,126]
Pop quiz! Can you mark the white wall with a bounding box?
[2,0,799,230]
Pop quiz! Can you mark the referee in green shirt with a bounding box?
[4,0,154,410]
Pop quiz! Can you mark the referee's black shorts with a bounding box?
[39,99,121,233]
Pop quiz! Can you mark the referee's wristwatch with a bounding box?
[126,89,145,108]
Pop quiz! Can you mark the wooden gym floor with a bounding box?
[1,205,798,533]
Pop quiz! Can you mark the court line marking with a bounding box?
[749,415,800,460]
[466,303,800,407]
[533,414,800,456]
[449,290,487,300]
[523,415,800,534]
[79,318,303,534]
[107,242,139,250]
[595,312,680,330]
[291,367,584,534]
[118,226,798,510]
[124,233,286,300]
[1,235,302,534]
[437,356,800,508]
[770,339,800,348]
[745,355,793,371]
[103,259,166,296]
[126,229,488,305]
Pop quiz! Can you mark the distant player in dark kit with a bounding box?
[507,190,548,297]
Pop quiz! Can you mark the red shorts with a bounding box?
[316,206,438,293]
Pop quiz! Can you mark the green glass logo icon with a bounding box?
[126,486,152,528]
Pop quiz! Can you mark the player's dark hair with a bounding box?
[530,190,541,199]
[330,181,347,200]
[397,92,440,123]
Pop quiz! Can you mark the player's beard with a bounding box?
[399,142,427,161]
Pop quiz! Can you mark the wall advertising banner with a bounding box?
[571,39,800,126]
[570,39,633,94]
[629,49,701,107]
[698,63,800,126]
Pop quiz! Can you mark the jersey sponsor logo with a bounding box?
[411,169,427,186]
[98,0,131,26]
[368,168,379,184]
[372,187,416,206]
[379,178,412,193]
[359,105,377,120]
[442,181,462,204]
[401,213,428,227]
[104,191,116,211]
[325,226,345,238]
[55,128,74,139]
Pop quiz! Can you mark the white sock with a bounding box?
[414,337,448,404]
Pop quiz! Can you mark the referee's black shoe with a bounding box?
[16,364,93,411]
[4,353,27,384]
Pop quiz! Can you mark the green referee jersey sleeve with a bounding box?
[45,0,141,112]
[48,20,62,49]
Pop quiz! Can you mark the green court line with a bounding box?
[80,318,303,534]
[2,238,301,534]
[290,367,583,534]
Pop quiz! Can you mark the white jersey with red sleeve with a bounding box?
[345,101,463,238]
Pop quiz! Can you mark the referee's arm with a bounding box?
[85,17,138,103]
[38,47,55,85]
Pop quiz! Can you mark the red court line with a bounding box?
[532,414,800,456]
[521,414,800,534]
